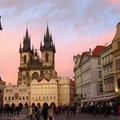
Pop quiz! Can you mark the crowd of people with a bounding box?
[80,101,120,117]
[0,103,20,117]
[1,101,120,119]
[0,103,77,120]
[27,103,77,120]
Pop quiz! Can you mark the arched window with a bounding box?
[45,53,49,62]
[24,55,26,63]
[32,72,39,80]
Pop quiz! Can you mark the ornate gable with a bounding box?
[80,52,90,64]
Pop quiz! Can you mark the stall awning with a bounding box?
[90,95,117,102]
[79,94,119,103]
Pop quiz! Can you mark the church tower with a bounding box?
[17,25,57,86]
[40,25,56,79]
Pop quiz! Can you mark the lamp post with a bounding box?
[0,89,2,117]
[0,89,2,104]
[0,16,3,31]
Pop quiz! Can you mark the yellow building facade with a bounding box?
[0,77,6,106]
[112,22,120,93]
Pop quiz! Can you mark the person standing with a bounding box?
[29,106,33,120]
[48,106,54,120]
[42,105,48,120]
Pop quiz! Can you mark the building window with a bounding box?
[5,97,7,100]
[45,53,49,62]
[116,58,120,70]
[117,40,120,48]
[12,97,14,100]
[98,59,101,65]
[24,55,26,63]
[19,97,21,100]
[118,79,120,89]
[14,93,19,100]
[32,72,39,80]
[98,71,102,78]
[8,97,10,100]
[26,96,28,100]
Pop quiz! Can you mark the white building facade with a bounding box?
[79,46,105,99]
[73,54,82,99]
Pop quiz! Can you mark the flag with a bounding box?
[0,16,3,31]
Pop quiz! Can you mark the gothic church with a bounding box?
[17,26,57,86]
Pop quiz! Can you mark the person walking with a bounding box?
[66,105,70,119]
[29,106,33,120]
[36,107,42,120]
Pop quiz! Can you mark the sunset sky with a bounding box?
[0,0,120,85]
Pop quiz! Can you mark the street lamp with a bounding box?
[0,16,3,31]
[0,89,2,117]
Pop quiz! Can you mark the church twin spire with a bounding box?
[40,25,56,53]
[19,24,56,53]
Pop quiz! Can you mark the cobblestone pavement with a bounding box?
[0,111,120,120]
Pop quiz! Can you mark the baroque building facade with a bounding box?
[73,46,105,100]
[100,44,114,93]
[112,22,120,93]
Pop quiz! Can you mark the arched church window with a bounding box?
[24,55,26,63]
[45,53,49,62]
[32,72,39,80]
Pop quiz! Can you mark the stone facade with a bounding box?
[112,22,120,93]
[18,26,57,86]
[100,44,114,93]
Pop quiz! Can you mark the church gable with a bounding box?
[30,79,38,85]
[58,77,70,84]
[6,82,13,87]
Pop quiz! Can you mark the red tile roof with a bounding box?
[83,51,90,56]
[92,45,105,57]
[70,79,75,85]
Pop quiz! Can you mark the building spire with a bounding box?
[46,20,49,37]
[23,23,31,51]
